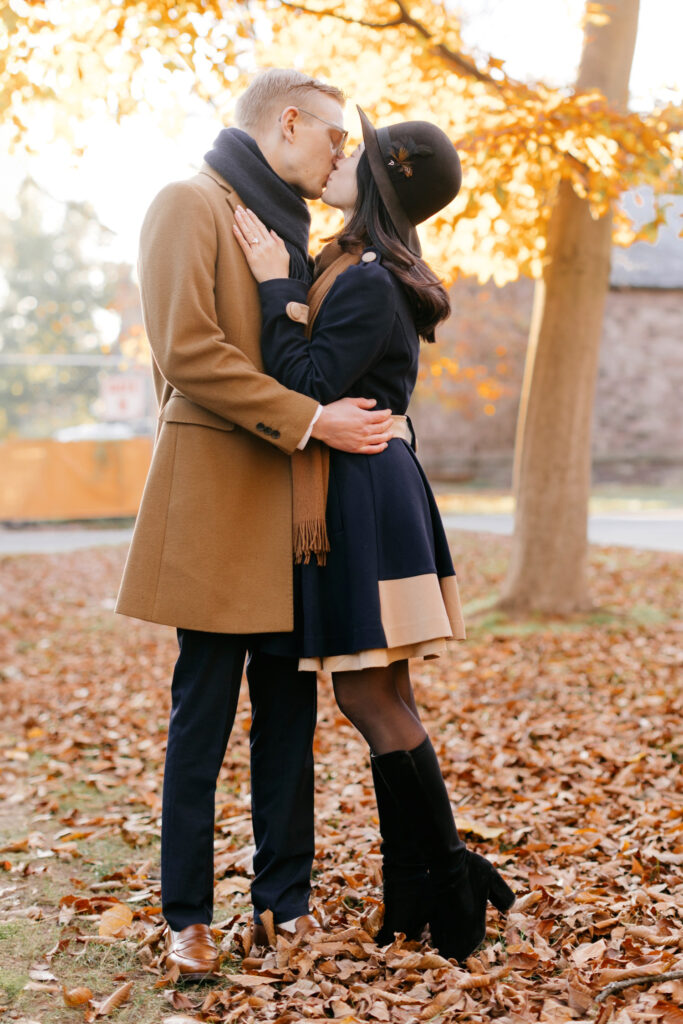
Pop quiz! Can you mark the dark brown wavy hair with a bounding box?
[337,152,450,343]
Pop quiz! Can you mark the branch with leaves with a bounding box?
[280,0,499,84]
[2,0,681,288]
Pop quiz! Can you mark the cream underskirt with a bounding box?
[299,571,466,673]
[299,635,457,672]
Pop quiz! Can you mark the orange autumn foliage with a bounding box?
[2,0,680,409]
[2,0,680,283]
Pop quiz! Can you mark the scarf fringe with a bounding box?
[291,244,362,566]
[294,519,330,567]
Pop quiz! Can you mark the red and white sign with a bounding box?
[100,374,147,420]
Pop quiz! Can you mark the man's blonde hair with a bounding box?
[235,69,345,131]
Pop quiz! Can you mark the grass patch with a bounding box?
[53,937,140,989]
[462,599,675,639]
[13,978,173,1024]
[0,909,168,1023]
[0,918,60,1005]
[0,794,162,1022]
[78,832,158,881]
[0,966,28,1003]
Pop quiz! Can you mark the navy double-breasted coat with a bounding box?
[257,247,465,665]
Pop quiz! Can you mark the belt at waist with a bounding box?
[390,414,413,445]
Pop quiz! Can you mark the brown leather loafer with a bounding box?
[252,913,319,948]
[164,923,220,981]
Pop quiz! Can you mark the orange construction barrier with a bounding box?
[0,437,153,521]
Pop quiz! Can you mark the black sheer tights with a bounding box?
[332,660,427,755]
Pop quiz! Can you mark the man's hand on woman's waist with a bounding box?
[311,397,392,454]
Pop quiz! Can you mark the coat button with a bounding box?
[264,426,273,435]
[272,429,280,439]
[361,251,377,262]
[256,422,265,431]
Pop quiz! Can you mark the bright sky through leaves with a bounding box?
[0,0,680,270]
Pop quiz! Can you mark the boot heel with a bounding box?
[488,868,515,913]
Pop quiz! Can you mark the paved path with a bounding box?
[0,513,681,555]
[442,513,683,553]
[0,527,135,555]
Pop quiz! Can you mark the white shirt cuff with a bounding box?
[297,405,322,450]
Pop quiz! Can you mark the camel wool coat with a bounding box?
[115,164,318,633]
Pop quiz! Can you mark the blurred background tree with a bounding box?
[0,179,138,438]
[504,0,643,612]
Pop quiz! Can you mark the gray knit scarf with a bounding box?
[204,127,312,283]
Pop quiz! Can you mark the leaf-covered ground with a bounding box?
[0,536,681,1024]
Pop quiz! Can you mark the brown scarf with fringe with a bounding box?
[292,241,361,565]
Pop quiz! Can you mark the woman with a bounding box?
[233,107,514,962]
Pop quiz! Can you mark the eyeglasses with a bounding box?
[292,106,348,156]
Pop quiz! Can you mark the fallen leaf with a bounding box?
[595,962,669,985]
[98,903,133,937]
[63,985,94,1007]
[259,908,277,948]
[23,981,61,993]
[654,1004,683,1024]
[570,938,606,966]
[28,967,57,982]
[0,837,29,852]
[215,876,252,896]
[93,980,133,1017]
[454,816,505,839]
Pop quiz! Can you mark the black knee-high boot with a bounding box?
[371,736,515,962]
[370,755,429,944]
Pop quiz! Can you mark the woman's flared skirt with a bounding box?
[291,438,465,670]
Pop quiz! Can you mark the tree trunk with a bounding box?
[501,0,640,615]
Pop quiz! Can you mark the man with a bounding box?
[116,69,393,980]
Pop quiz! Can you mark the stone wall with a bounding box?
[410,278,683,486]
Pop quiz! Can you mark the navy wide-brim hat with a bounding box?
[357,106,462,257]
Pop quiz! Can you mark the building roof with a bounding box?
[610,186,683,289]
